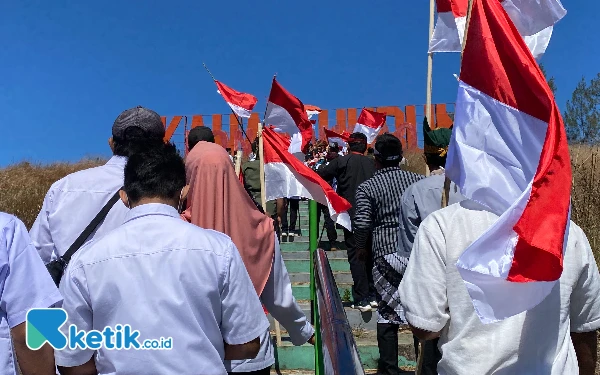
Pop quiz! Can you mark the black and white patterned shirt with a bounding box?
[354,167,423,259]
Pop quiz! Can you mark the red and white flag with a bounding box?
[445,0,571,323]
[265,79,314,154]
[215,80,258,118]
[353,109,386,144]
[324,128,350,148]
[305,105,322,120]
[262,126,352,230]
[429,0,566,58]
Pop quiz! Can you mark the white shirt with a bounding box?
[30,156,129,264]
[0,213,63,375]
[227,235,314,372]
[56,204,269,375]
[399,201,600,375]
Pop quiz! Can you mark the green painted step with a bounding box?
[274,343,416,371]
[284,259,350,273]
[282,251,347,260]
[291,283,353,301]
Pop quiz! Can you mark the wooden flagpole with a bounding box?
[258,107,283,348]
[425,0,436,178]
[442,0,474,209]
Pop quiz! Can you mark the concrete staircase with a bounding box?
[270,201,416,374]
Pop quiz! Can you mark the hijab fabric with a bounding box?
[183,142,275,295]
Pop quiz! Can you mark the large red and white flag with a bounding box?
[445,0,571,323]
[265,79,314,154]
[353,109,386,144]
[324,128,350,148]
[262,126,352,230]
[215,80,258,118]
[429,0,566,58]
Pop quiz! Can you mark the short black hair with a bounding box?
[348,132,368,153]
[328,142,340,153]
[425,153,447,169]
[187,126,215,151]
[123,142,186,204]
[113,127,165,158]
[374,133,403,168]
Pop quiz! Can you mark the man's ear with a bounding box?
[119,189,129,208]
[108,137,115,153]
[181,185,190,202]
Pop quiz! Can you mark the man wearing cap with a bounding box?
[187,126,215,152]
[317,132,376,310]
[399,120,463,374]
[353,134,422,375]
[30,106,166,269]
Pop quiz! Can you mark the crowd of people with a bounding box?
[0,106,599,375]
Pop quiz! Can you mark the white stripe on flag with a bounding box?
[353,123,381,144]
[266,101,298,135]
[429,13,467,53]
[227,102,253,119]
[447,81,559,323]
[265,162,351,230]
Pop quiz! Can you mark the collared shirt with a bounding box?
[56,204,269,375]
[354,167,422,259]
[399,201,600,375]
[0,213,63,375]
[400,173,464,255]
[30,156,130,264]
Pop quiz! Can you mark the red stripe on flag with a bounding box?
[463,0,571,282]
[263,127,351,214]
[436,0,468,17]
[356,108,386,129]
[324,128,349,142]
[267,79,314,152]
[215,81,258,111]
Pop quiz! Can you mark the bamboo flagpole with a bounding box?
[258,108,283,347]
[202,63,253,145]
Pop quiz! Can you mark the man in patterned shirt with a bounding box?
[354,133,422,375]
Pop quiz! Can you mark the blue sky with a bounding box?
[1,0,598,165]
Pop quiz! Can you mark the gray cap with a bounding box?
[112,106,165,141]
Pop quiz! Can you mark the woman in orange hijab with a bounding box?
[183,141,314,375]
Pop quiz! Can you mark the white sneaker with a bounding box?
[370,300,379,309]
[287,232,296,237]
[351,300,373,313]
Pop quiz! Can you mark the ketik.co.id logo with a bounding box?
[26,308,173,351]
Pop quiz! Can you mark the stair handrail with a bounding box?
[314,248,365,375]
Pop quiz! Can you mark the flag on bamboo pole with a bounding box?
[429,0,566,58]
[305,105,322,120]
[445,0,571,324]
[289,105,323,154]
[215,81,258,118]
[353,109,386,144]
[262,126,352,230]
[324,128,350,148]
[265,78,314,154]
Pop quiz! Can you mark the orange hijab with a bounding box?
[182,142,275,295]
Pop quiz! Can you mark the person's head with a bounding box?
[226,147,232,155]
[187,126,215,151]
[423,118,452,170]
[109,106,166,158]
[374,133,403,170]
[328,142,340,154]
[367,147,374,156]
[348,133,368,154]
[120,142,188,210]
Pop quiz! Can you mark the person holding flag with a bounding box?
[400,0,600,373]
[399,119,463,374]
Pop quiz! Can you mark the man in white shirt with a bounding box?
[0,212,63,375]
[399,201,600,374]
[56,142,268,375]
[30,106,166,265]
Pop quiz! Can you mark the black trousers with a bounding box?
[377,323,400,375]
[344,228,374,302]
[228,366,271,375]
[317,203,338,243]
[413,336,441,375]
[280,198,299,232]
